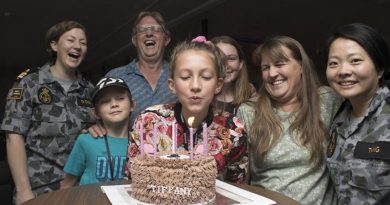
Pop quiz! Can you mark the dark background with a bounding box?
[1,1,390,203]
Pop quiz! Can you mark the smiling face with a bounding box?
[168,49,223,120]
[132,16,170,62]
[261,46,302,108]
[94,87,134,126]
[50,28,87,70]
[216,42,243,85]
[326,38,381,104]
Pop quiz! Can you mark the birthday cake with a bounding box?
[130,151,217,205]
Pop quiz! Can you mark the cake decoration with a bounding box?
[153,122,157,159]
[139,121,144,156]
[147,185,192,196]
[172,122,177,153]
[131,117,217,204]
[130,151,217,205]
[202,122,208,156]
[188,116,195,160]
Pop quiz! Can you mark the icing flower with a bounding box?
[191,36,211,45]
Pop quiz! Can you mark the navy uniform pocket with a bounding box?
[349,164,390,191]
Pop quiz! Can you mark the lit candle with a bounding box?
[172,122,176,153]
[153,122,158,159]
[202,122,208,156]
[188,116,195,160]
[140,121,144,156]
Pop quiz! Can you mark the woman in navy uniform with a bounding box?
[325,23,390,205]
[1,21,95,204]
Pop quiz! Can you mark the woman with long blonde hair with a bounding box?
[238,35,341,205]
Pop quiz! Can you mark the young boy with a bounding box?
[61,77,135,188]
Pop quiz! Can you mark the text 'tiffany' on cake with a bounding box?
[130,151,217,205]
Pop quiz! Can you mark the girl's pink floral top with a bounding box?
[127,103,248,183]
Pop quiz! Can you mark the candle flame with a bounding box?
[188,116,195,127]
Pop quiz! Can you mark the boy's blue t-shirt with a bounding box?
[64,133,128,185]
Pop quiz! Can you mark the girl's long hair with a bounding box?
[211,36,254,106]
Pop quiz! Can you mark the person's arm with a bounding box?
[6,132,35,205]
[318,86,344,130]
[60,174,79,189]
[236,103,255,134]
[62,134,86,187]
[236,104,255,184]
[85,121,106,138]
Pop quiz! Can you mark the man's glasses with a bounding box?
[135,25,164,34]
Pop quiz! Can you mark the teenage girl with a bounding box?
[127,37,249,183]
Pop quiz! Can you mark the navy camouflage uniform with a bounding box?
[1,64,95,195]
[326,85,390,205]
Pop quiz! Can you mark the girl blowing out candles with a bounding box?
[126,36,249,183]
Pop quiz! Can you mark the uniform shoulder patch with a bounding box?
[16,67,38,81]
[7,88,24,100]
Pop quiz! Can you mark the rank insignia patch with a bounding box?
[15,67,38,81]
[16,69,31,80]
[38,87,52,104]
[8,88,24,100]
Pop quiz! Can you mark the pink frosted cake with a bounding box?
[130,152,217,205]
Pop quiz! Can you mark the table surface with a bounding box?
[22,180,301,205]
